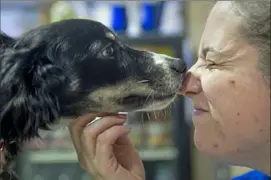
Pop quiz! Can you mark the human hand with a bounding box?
[68,113,145,180]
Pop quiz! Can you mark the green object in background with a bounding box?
[155,162,175,180]
[50,1,77,23]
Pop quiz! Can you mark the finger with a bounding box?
[115,133,133,146]
[68,112,112,153]
[94,125,131,174]
[81,115,127,159]
[96,125,131,145]
[69,112,111,134]
[68,113,98,153]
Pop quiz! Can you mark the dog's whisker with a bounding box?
[140,90,153,112]
[140,112,145,130]
[166,105,172,120]
[172,100,177,109]
[154,111,158,122]
[148,92,156,123]
[147,112,151,124]
[137,80,149,84]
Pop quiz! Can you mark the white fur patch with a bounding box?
[151,53,166,65]
[151,52,174,65]
[70,78,80,91]
[105,32,116,40]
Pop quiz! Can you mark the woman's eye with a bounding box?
[206,60,217,69]
[102,47,114,57]
[206,63,216,69]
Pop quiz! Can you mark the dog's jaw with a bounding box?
[135,94,177,112]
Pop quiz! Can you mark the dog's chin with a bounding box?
[37,94,176,136]
[135,98,175,112]
[118,93,177,112]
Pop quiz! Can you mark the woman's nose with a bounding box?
[179,70,202,96]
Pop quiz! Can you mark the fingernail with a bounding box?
[86,117,103,126]
[117,116,128,123]
[86,116,127,127]
[117,114,127,119]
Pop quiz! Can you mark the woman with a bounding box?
[68,1,270,179]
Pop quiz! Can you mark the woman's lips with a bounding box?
[193,108,208,116]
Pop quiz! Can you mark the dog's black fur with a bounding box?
[0,19,186,179]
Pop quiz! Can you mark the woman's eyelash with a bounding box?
[207,59,217,65]
[206,60,217,69]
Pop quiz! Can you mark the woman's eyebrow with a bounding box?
[202,46,228,58]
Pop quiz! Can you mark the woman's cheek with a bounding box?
[202,71,269,140]
[201,72,235,102]
[201,72,243,122]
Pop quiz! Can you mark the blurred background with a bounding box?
[1,1,252,180]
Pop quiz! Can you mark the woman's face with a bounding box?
[181,1,270,166]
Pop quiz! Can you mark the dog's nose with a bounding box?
[170,59,187,74]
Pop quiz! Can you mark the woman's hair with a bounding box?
[231,0,270,85]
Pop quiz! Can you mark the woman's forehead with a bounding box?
[200,1,243,53]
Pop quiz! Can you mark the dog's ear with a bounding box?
[0,41,68,146]
[0,31,15,49]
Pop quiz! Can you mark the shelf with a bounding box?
[26,147,178,164]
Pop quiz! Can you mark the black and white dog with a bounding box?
[0,19,186,178]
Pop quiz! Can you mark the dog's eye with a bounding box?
[102,47,114,57]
